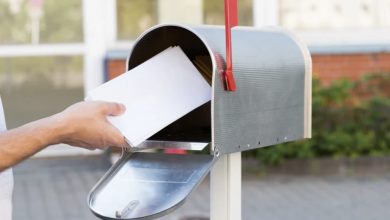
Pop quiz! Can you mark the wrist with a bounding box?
[46,113,73,145]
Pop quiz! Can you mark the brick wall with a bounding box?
[106,59,127,80]
[312,53,390,84]
[106,52,390,83]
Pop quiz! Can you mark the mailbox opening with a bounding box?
[127,25,214,144]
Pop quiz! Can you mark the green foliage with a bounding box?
[247,73,390,165]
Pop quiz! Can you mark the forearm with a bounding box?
[0,114,65,171]
[0,101,126,172]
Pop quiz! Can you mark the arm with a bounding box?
[0,101,126,172]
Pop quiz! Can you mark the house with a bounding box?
[0,0,389,157]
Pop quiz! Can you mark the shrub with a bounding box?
[247,73,390,165]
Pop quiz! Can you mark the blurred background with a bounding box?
[0,0,389,219]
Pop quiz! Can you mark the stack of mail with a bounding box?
[193,56,212,84]
[87,46,211,147]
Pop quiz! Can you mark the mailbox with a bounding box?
[88,24,312,220]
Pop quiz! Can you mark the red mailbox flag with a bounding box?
[224,0,238,91]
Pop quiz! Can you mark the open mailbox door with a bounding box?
[88,24,312,220]
[88,150,215,220]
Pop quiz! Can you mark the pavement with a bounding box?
[12,155,390,220]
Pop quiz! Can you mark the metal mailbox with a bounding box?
[88,24,312,220]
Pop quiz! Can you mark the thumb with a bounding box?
[103,102,126,116]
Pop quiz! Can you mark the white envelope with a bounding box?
[87,46,211,147]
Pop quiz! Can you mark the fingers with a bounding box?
[97,102,126,147]
[102,102,126,116]
[106,126,127,147]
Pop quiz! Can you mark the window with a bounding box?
[116,0,253,41]
[116,0,158,41]
[280,0,390,30]
[204,0,253,26]
[0,0,83,44]
[0,0,85,130]
[0,56,83,128]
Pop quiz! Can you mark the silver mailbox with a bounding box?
[88,24,312,220]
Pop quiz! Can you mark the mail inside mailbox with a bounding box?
[127,26,214,144]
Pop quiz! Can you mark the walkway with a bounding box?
[12,156,390,220]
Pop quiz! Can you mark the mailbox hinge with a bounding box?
[213,146,221,158]
[224,0,238,91]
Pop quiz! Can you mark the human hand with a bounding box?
[53,101,126,150]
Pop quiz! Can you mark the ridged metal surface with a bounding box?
[194,26,309,154]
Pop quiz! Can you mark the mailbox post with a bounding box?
[214,2,241,212]
[211,153,242,220]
